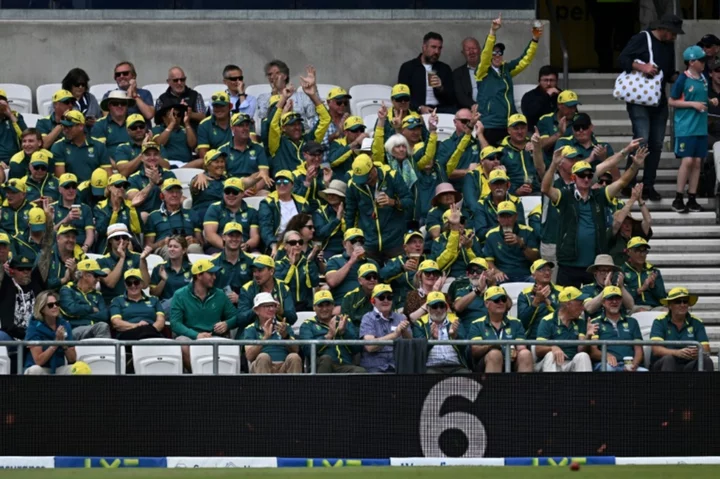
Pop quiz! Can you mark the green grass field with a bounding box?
[0,466,717,479]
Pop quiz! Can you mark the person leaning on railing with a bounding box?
[24,291,77,376]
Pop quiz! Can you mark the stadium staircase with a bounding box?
[564,73,720,365]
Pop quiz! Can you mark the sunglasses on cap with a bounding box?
[672,298,690,305]
[490,296,507,303]
[223,188,240,196]
[334,100,349,106]
[45,301,59,309]
[225,75,244,82]
[211,94,228,102]
[429,303,447,310]
[125,279,141,287]
[286,239,304,247]
[363,273,379,281]
[467,267,485,275]
[376,293,393,302]
[572,124,589,132]
[170,77,187,83]
[350,237,365,245]
[114,70,132,78]
[276,178,292,186]
[33,164,48,171]
[108,101,126,108]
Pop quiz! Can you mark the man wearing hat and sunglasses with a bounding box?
[359,284,412,373]
[327,115,369,181]
[92,90,135,159]
[431,203,481,280]
[326,229,379,307]
[435,106,481,191]
[37,89,73,149]
[473,169,526,240]
[197,91,233,160]
[341,263,381,327]
[517,259,563,340]
[375,84,429,143]
[114,114,171,178]
[203,174,262,254]
[23,150,60,204]
[379,230,426,303]
[0,178,35,239]
[622,236,666,312]
[0,88,27,165]
[221,113,272,191]
[582,254,634,316]
[52,110,111,183]
[650,287,713,372]
[536,90,578,156]
[462,145,503,220]
[236,255,297,332]
[292,140,332,212]
[257,170,310,257]
[127,141,177,220]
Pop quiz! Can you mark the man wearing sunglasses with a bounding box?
[93,90,135,160]
[412,291,471,374]
[535,286,595,372]
[292,141,331,212]
[379,231,426,303]
[236,255,297,332]
[536,89,577,163]
[451,258,492,329]
[300,290,366,374]
[555,113,616,165]
[621,237,666,312]
[37,89,74,149]
[258,170,309,257]
[483,201,539,283]
[0,254,46,357]
[431,205,481,280]
[327,229,379,308]
[436,107,481,191]
[473,169,526,239]
[221,113,271,189]
[114,115,171,178]
[650,287,713,372]
[155,66,206,132]
[359,284,412,373]
[57,258,111,340]
[327,116,369,181]
[51,173,95,253]
[204,175,262,254]
[221,64,256,117]
[0,179,34,239]
[375,84,429,143]
[498,114,540,196]
[581,254,634,316]
[462,145,503,222]
[341,263,380,327]
[469,286,533,373]
[127,142,177,221]
[542,149,644,288]
[0,88,27,165]
[322,87,352,156]
[197,91,233,161]
[211,222,256,304]
[102,61,155,121]
[51,110,111,183]
[270,67,331,174]
[517,259,563,340]
[23,151,60,203]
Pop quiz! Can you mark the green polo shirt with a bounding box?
[97,251,142,304]
[144,205,201,243]
[499,139,540,193]
[51,202,94,246]
[202,201,258,245]
[536,112,573,166]
[211,249,255,293]
[326,253,380,306]
[450,279,489,328]
[482,224,538,279]
[0,115,26,162]
[46,244,86,291]
[299,316,361,364]
[191,175,226,218]
[555,134,615,161]
[23,174,60,203]
[110,292,164,325]
[517,283,562,339]
[151,125,192,164]
[170,283,238,339]
[468,315,527,348]
[127,166,177,214]
[566,197,596,268]
[622,261,666,309]
[149,260,193,301]
[340,287,373,327]
[35,115,63,140]
[91,116,131,159]
[590,313,642,362]
[241,319,296,362]
[537,312,587,359]
[197,115,232,151]
[50,137,110,182]
[0,200,34,237]
[650,313,709,363]
[114,142,143,166]
[220,141,269,178]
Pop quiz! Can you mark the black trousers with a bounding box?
[557,265,594,288]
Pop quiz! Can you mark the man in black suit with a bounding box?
[398,32,456,114]
[453,37,481,110]
[520,65,560,130]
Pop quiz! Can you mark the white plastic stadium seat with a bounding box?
[145,254,164,275]
[22,113,41,128]
[348,84,392,118]
[502,282,533,318]
[520,196,541,224]
[317,84,341,103]
[362,114,378,136]
[243,196,263,211]
[36,83,62,115]
[633,310,665,369]
[75,338,126,375]
[293,311,315,335]
[183,197,193,209]
[514,84,536,113]
[0,84,32,113]
[86,253,104,261]
[435,126,453,142]
[188,253,212,264]
[132,339,182,375]
[190,337,240,375]
[0,346,9,375]
[142,84,169,104]
[195,83,227,112]
[90,83,118,103]
[245,84,271,99]
[422,113,454,130]
[172,168,203,186]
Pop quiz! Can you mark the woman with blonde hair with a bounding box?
[24,290,77,375]
[274,229,320,311]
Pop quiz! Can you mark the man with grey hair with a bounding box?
[58,258,111,339]
[154,66,206,131]
[453,37,481,109]
[256,60,318,129]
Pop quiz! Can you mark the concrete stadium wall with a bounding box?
[0,17,549,103]
[673,20,716,68]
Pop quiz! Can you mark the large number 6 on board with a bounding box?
[419,377,487,458]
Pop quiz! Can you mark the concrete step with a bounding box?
[697,313,720,325]
[562,73,618,90]
[651,225,720,238]
[665,282,720,294]
[648,238,720,252]
[647,253,720,266]
[581,104,629,121]
[630,198,715,212]
[664,267,720,281]
[573,88,619,105]
[592,119,671,137]
[644,211,716,225]
[689,296,720,310]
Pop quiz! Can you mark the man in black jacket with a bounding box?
[155,66,206,131]
[398,32,456,114]
[521,65,560,130]
[453,37,481,110]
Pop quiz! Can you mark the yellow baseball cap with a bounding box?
[469,258,489,270]
[351,154,373,185]
[161,178,183,192]
[508,113,527,127]
[627,236,650,249]
[108,173,129,188]
[418,259,440,273]
[660,287,698,306]
[28,207,46,232]
[358,263,379,278]
[343,228,364,241]
[231,113,252,126]
[253,255,275,269]
[402,114,424,130]
[77,258,106,276]
[562,145,582,159]
[275,170,295,182]
[223,177,245,192]
[559,286,586,303]
[203,149,226,166]
[481,146,503,160]
[52,89,73,103]
[558,90,580,106]
[343,116,365,132]
[602,286,622,299]
[222,222,243,235]
[211,91,231,106]
[281,112,303,127]
[497,200,517,215]
[488,169,510,184]
[90,168,108,196]
[57,224,78,236]
[571,161,593,175]
[191,259,220,275]
[269,94,282,107]
[126,114,146,127]
[426,291,447,306]
[327,87,351,101]
[484,285,508,301]
[142,141,160,153]
[30,150,50,167]
[123,268,143,281]
[0,232,10,245]
[530,259,555,274]
[404,230,424,244]
[313,290,334,305]
[391,84,411,99]
[4,178,26,193]
[59,173,79,187]
[372,283,393,298]
[61,110,85,126]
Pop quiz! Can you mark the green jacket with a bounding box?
[475,34,538,128]
[412,312,468,368]
[236,278,297,332]
[327,137,360,181]
[58,282,109,327]
[379,253,427,303]
[299,315,361,364]
[473,192,526,240]
[257,192,310,250]
[340,287,373,327]
[169,283,237,339]
[313,203,344,257]
[274,249,320,308]
[268,103,331,173]
[516,283,563,339]
[554,186,613,266]
[499,137,540,194]
[622,261,666,308]
[430,229,482,278]
[436,132,479,191]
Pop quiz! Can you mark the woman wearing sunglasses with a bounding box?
[60,68,101,128]
[110,269,165,340]
[24,291,77,375]
[404,260,446,323]
[93,173,141,254]
[273,230,320,311]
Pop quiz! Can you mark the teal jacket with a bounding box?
[257,192,310,249]
[473,192,526,240]
[236,278,297,332]
[299,315,361,364]
[58,282,110,327]
[436,132,479,191]
[313,203,344,257]
[268,103,331,173]
[430,229,483,279]
[274,249,320,308]
[412,312,469,368]
[475,34,538,128]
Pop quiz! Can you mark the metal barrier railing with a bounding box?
[0,339,706,374]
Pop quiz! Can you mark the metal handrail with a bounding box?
[544,0,569,90]
[1,339,705,374]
